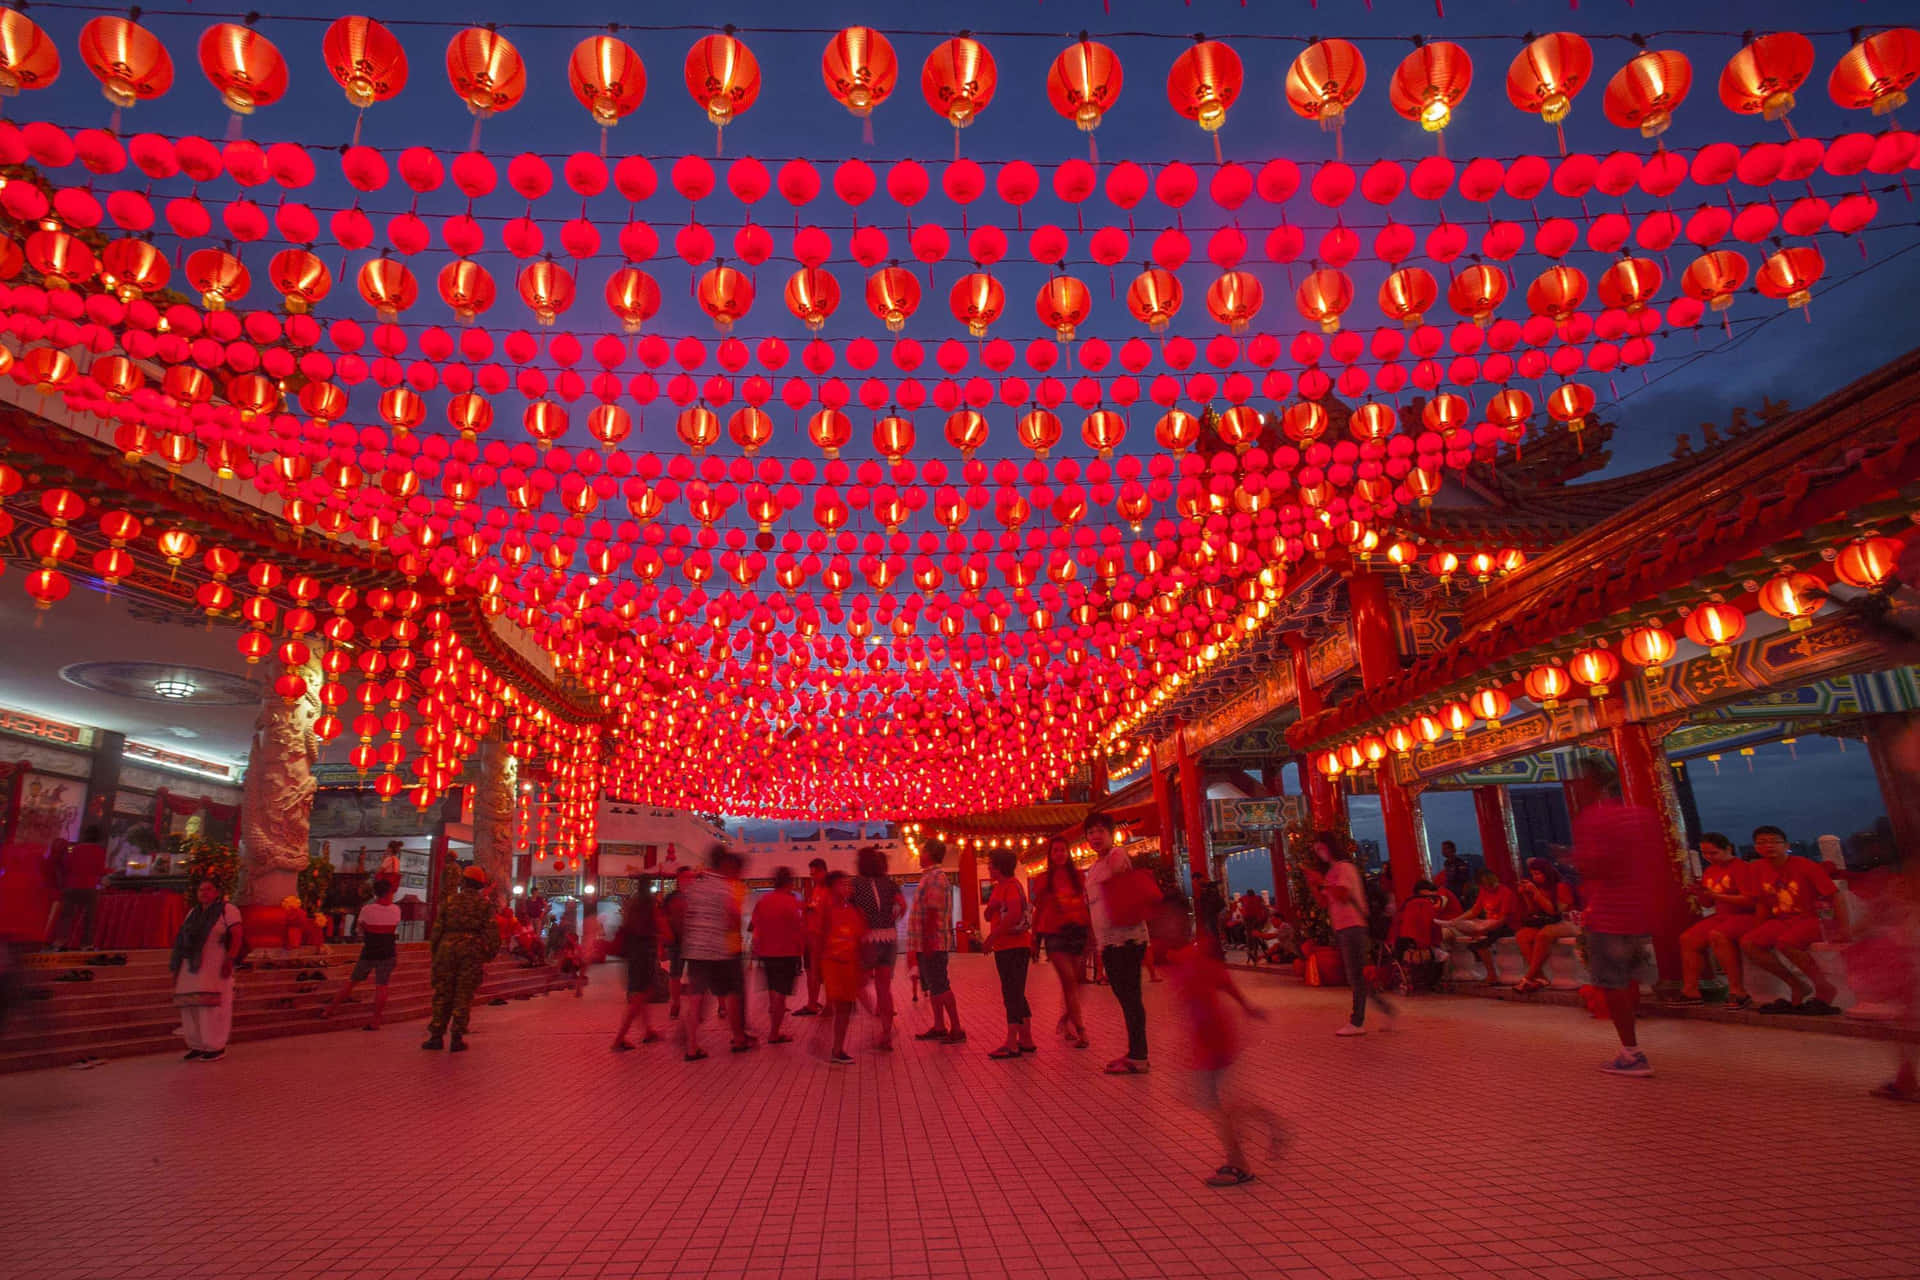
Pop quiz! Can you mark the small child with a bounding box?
[822,872,866,1065]
[1159,904,1281,1186]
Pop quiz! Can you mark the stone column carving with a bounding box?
[471,738,520,889]
[239,657,321,906]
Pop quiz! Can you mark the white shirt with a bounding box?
[355,901,402,934]
[1084,848,1149,945]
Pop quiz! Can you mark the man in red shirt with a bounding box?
[1570,762,1667,1078]
[1676,832,1759,1007]
[46,825,109,951]
[1742,825,1847,1015]
[794,858,831,1016]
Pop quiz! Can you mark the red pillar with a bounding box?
[1089,755,1110,798]
[1268,830,1295,923]
[1175,728,1209,884]
[1347,570,1427,897]
[956,841,981,950]
[1864,713,1920,858]
[1473,785,1520,885]
[1150,746,1175,855]
[1285,634,1345,831]
[1606,718,1690,987]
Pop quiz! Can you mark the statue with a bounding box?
[1700,421,1722,448]
[238,660,322,906]
[1671,433,1694,460]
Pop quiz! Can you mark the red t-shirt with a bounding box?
[985,879,1032,951]
[61,842,108,891]
[750,890,806,958]
[1394,898,1440,946]
[1573,799,1669,935]
[805,883,833,938]
[1476,884,1522,928]
[1701,859,1758,914]
[1753,856,1836,919]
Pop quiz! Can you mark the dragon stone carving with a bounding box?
[239,661,322,905]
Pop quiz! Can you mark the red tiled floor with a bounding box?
[3,955,1916,1278]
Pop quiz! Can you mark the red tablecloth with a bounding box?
[94,890,188,950]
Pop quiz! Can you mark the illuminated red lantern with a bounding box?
[1524,663,1571,707]
[100,239,170,299]
[1507,32,1591,136]
[1126,267,1183,332]
[1206,271,1264,334]
[605,267,660,333]
[1720,32,1813,124]
[950,272,1005,337]
[1281,402,1328,444]
[676,406,720,454]
[1048,38,1122,138]
[1438,700,1476,738]
[1597,257,1663,313]
[922,36,995,128]
[198,23,287,114]
[517,259,576,326]
[1604,48,1692,137]
[1828,27,1920,116]
[1080,410,1126,460]
[1168,39,1242,134]
[1755,245,1823,310]
[155,528,199,567]
[809,408,852,457]
[1287,39,1365,135]
[1834,537,1901,588]
[1348,402,1395,444]
[1468,687,1511,723]
[685,32,759,129]
[1569,647,1621,695]
[1621,623,1677,671]
[26,230,95,289]
[866,265,921,333]
[24,567,70,611]
[586,405,632,451]
[1448,263,1508,326]
[79,15,173,107]
[944,409,988,458]
[728,406,772,454]
[298,381,347,422]
[1390,40,1471,133]
[1684,602,1747,655]
[1016,409,1063,458]
[446,392,493,441]
[823,26,897,119]
[90,355,144,400]
[185,248,250,309]
[522,400,566,449]
[0,9,60,94]
[1526,264,1588,321]
[323,16,407,109]
[358,256,418,320]
[1036,275,1092,341]
[1379,266,1438,327]
[437,260,495,321]
[1681,250,1749,311]
[569,35,646,127]
[1296,268,1353,334]
[446,27,525,116]
[785,267,840,331]
[1545,382,1596,435]
[1486,388,1534,438]
[873,414,915,463]
[269,249,330,313]
[1758,571,1824,630]
[697,263,754,331]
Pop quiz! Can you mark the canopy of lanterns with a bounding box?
[0,11,1914,818]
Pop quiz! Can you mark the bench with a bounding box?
[1442,934,1858,1006]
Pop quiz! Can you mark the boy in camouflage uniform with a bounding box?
[423,865,501,1052]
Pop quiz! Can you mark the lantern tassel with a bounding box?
[1555,121,1567,157]
[1088,134,1098,165]
[1213,134,1223,165]
[352,110,365,148]
[715,125,724,158]
[953,128,961,163]
[469,118,483,152]
[863,117,875,147]
[600,126,609,160]
[226,112,244,143]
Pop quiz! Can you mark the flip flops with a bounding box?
[987,1047,1021,1060]
[1204,1166,1255,1187]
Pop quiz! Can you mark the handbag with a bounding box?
[1104,869,1163,928]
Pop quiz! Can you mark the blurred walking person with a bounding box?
[850,846,907,1051]
[751,866,805,1045]
[908,839,964,1043]
[611,882,662,1051]
[1569,760,1666,1077]
[319,876,401,1030]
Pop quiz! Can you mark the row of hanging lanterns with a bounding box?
[4,11,1913,145]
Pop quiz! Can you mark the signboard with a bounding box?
[1207,796,1306,839]
[598,875,642,899]
[529,874,578,897]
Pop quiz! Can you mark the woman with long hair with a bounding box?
[1307,832,1397,1037]
[1032,836,1092,1048]
[849,845,907,1051]
[984,849,1037,1059]
[612,882,661,1050]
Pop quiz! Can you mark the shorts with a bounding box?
[667,947,685,979]
[761,955,801,996]
[1745,916,1822,950]
[917,949,950,997]
[1040,923,1089,958]
[685,957,743,999]
[1584,931,1651,990]
[351,952,397,985]
[860,938,898,970]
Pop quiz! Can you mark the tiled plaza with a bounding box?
[4,954,1915,1280]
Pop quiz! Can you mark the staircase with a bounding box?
[1,944,568,1073]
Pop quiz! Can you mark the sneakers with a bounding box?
[1203,1165,1256,1187]
[1601,1048,1653,1077]
[942,1029,967,1045]
[1335,1023,1367,1037]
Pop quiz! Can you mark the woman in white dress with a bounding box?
[169,876,245,1062]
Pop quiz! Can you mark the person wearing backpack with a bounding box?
[983,849,1036,1059]
[1082,813,1153,1075]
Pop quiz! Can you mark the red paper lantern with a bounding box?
[1206,271,1264,333]
[676,405,721,454]
[1377,267,1438,328]
[1486,388,1535,437]
[1167,39,1242,133]
[1047,38,1122,134]
[517,259,576,325]
[1080,409,1126,460]
[1758,572,1825,630]
[1720,32,1813,123]
[1569,647,1620,695]
[1526,265,1587,321]
[1524,664,1571,706]
[1286,39,1366,131]
[944,409,988,458]
[26,230,95,289]
[866,265,921,332]
[438,259,496,321]
[605,267,660,333]
[823,27,897,119]
[1506,32,1591,126]
[569,35,646,127]
[1545,382,1596,434]
[922,36,995,128]
[1389,41,1471,133]
[950,272,1005,337]
[1295,268,1353,334]
[785,267,840,331]
[697,264,754,331]
[1755,245,1823,310]
[269,249,330,313]
[1833,537,1900,588]
[1684,602,1747,655]
[1681,250,1749,311]
[185,248,250,309]
[1016,409,1063,458]
[358,256,418,320]
[446,27,526,116]
[1281,401,1328,444]
[1126,267,1183,332]
[78,16,173,108]
[1604,49,1692,138]
[1468,687,1511,722]
[323,16,407,109]
[685,32,760,127]
[1036,275,1092,341]
[587,405,632,451]
[0,9,60,94]
[1828,27,1920,116]
[1447,263,1508,325]
[1621,623,1676,670]
[198,23,287,114]
[1597,257,1663,313]
[728,406,773,454]
[1348,402,1395,443]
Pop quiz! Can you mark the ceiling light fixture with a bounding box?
[152,678,196,699]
